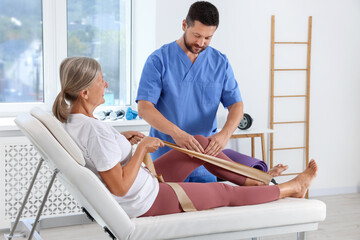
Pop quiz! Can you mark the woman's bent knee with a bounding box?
[194,135,210,149]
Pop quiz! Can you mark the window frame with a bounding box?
[0,0,133,117]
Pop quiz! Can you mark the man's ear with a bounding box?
[182,19,187,31]
[79,89,89,100]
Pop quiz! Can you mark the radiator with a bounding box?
[0,137,81,229]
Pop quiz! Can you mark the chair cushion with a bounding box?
[30,107,86,166]
[130,198,326,240]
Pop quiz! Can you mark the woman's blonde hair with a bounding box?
[52,57,101,123]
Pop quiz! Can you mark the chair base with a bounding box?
[4,219,42,240]
[4,217,313,240]
[3,214,92,240]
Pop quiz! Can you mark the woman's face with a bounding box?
[86,71,109,107]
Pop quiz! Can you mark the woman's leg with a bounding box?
[142,159,318,217]
[141,182,279,217]
[154,135,247,186]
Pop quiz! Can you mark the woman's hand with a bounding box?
[138,136,164,153]
[121,131,145,145]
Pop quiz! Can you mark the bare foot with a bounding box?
[278,159,318,199]
[244,164,289,186]
[289,159,318,198]
[268,164,288,177]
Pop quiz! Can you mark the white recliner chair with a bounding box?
[7,108,326,240]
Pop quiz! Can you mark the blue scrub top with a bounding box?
[136,41,242,181]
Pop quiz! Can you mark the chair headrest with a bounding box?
[30,107,86,166]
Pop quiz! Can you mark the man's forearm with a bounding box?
[221,101,244,137]
[138,100,181,137]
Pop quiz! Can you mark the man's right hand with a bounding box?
[172,130,204,153]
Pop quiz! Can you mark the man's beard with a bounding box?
[183,33,207,54]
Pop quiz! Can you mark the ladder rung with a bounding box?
[273,121,306,124]
[273,95,307,98]
[275,42,308,44]
[278,173,301,176]
[274,69,307,71]
[272,147,306,151]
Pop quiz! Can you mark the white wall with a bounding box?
[133,0,360,196]
[132,0,157,102]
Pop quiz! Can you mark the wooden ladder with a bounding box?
[270,15,312,196]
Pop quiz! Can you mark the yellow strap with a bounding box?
[142,142,273,212]
[142,153,196,211]
[143,153,164,183]
[163,141,273,184]
[143,153,196,212]
[165,182,197,212]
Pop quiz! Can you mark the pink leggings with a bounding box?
[141,135,280,217]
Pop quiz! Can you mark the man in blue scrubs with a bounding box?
[136,1,243,182]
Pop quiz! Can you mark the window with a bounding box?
[67,0,131,106]
[0,0,44,103]
[0,0,132,115]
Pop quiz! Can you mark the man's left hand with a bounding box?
[205,132,230,156]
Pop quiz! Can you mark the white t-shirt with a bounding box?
[64,114,159,218]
